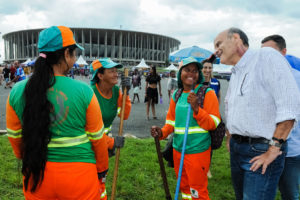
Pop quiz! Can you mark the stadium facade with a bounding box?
[2,27,180,66]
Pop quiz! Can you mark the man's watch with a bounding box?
[269,139,282,148]
[272,137,285,144]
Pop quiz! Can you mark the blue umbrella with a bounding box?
[26,59,36,66]
[169,46,220,64]
[286,54,300,71]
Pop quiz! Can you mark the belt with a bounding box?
[231,134,269,144]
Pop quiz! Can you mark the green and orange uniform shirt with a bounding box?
[92,84,131,149]
[161,84,221,152]
[6,76,108,181]
[161,84,220,200]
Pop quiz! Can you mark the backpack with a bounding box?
[162,85,225,166]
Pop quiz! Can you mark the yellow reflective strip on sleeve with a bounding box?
[103,126,112,135]
[174,126,208,134]
[48,134,89,148]
[209,114,221,127]
[6,128,22,138]
[166,120,175,126]
[117,107,121,115]
[182,192,192,200]
[86,126,104,140]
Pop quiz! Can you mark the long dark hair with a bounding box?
[150,66,158,78]
[22,44,76,192]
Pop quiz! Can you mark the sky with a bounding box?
[1,0,300,63]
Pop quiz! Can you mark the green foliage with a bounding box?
[0,136,281,200]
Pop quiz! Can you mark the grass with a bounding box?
[0,135,281,200]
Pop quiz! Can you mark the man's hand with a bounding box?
[187,92,199,114]
[249,146,282,174]
[151,126,162,138]
[226,130,231,152]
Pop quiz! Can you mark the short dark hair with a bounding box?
[227,27,249,47]
[94,67,105,83]
[261,34,286,50]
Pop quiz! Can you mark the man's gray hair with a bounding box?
[228,27,249,47]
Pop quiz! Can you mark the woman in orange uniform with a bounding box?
[6,26,108,199]
[151,57,221,200]
[90,58,132,199]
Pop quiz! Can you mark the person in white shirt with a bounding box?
[214,27,300,200]
[261,34,300,200]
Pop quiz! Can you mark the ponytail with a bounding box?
[22,44,76,192]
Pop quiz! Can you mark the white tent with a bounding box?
[165,63,178,71]
[76,55,88,66]
[135,58,150,69]
[22,58,31,65]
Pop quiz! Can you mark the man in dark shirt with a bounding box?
[3,65,11,89]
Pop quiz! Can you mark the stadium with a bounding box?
[2,27,180,66]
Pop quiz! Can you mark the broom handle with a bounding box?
[154,136,172,200]
[110,68,129,200]
[174,87,194,200]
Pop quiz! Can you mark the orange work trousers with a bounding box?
[173,147,211,200]
[23,162,102,200]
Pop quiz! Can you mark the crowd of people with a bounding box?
[0,61,30,88]
[4,25,300,200]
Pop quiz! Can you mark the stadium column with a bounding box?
[81,29,85,57]
[141,34,143,59]
[31,32,34,59]
[119,31,122,63]
[152,35,154,61]
[147,34,149,61]
[26,32,29,58]
[97,30,100,58]
[22,32,24,59]
[112,31,115,59]
[105,31,107,57]
[90,29,92,58]
[127,32,130,59]
[36,32,39,57]
[134,33,136,60]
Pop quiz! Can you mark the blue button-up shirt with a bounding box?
[287,68,300,157]
[225,47,300,140]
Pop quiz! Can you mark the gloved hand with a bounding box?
[114,135,125,148]
[121,76,131,87]
[108,136,125,157]
[121,74,131,95]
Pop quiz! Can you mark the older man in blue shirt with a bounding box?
[215,28,300,200]
[262,34,300,200]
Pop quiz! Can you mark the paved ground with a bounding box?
[0,75,229,138]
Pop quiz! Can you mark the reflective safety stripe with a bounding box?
[166,120,175,127]
[48,134,89,148]
[182,192,192,200]
[100,189,107,199]
[174,126,208,134]
[86,126,104,140]
[117,107,121,115]
[104,125,112,135]
[7,128,22,138]
[209,114,221,127]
